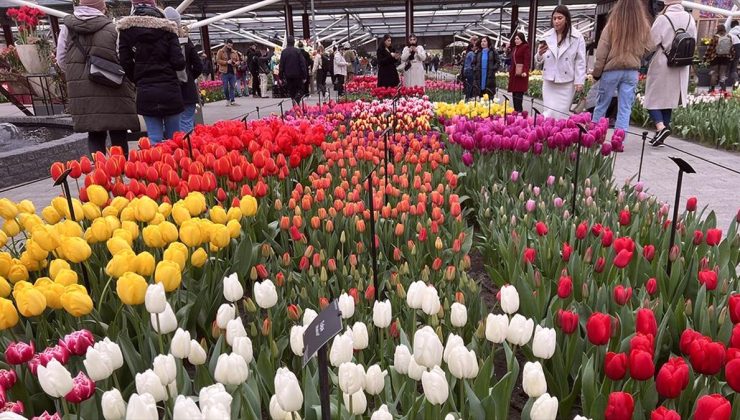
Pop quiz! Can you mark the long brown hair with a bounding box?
[606,0,651,59]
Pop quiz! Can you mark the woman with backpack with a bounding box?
[644,0,696,147]
[590,0,651,130]
[704,26,735,92]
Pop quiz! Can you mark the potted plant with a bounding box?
[6,6,50,74]
[695,60,711,87]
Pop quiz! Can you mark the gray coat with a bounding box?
[63,15,139,133]
[644,5,697,110]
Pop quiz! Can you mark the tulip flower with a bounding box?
[655,357,689,398]
[61,330,94,357]
[0,297,19,330]
[530,393,558,420]
[698,269,718,290]
[64,372,95,404]
[373,300,392,328]
[144,283,166,314]
[522,361,547,398]
[421,366,449,405]
[254,279,278,309]
[187,340,206,366]
[351,322,369,350]
[680,329,702,355]
[274,367,303,412]
[450,302,467,328]
[371,404,393,420]
[646,278,658,296]
[39,345,70,367]
[102,388,126,420]
[506,314,534,346]
[0,369,17,389]
[612,285,632,306]
[84,346,114,382]
[338,362,366,395]
[269,394,294,420]
[222,273,244,302]
[37,359,74,398]
[199,383,233,417]
[421,285,441,316]
[705,228,722,246]
[485,313,508,343]
[214,353,249,386]
[343,390,367,415]
[150,303,177,335]
[153,354,177,385]
[225,318,247,346]
[500,285,520,314]
[605,392,634,420]
[604,352,628,380]
[364,365,388,396]
[693,394,731,420]
[531,325,556,359]
[726,358,740,392]
[329,331,354,367]
[407,355,426,381]
[413,326,443,368]
[523,248,536,264]
[135,369,173,402]
[636,308,658,337]
[303,308,318,326]
[443,333,465,364]
[586,313,611,345]
[232,336,253,365]
[406,280,425,310]
[216,303,235,329]
[448,346,479,379]
[173,396,202,418]
[629,348,655,380]
[393,344,412,375]
[651,406,680,420]
[689,338,726,375]
[126,393,158,420]
[557,276,573,299]
[290,325,305,356]
[170,328,191,359]
[5,341,35,365]
[557,310,579,334]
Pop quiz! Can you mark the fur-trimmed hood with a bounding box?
[116,15,178,34]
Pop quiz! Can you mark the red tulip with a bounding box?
[4,342,34,365]
[561,242,572,262]
[730,324,740,349]
[601,228,614,247]
[689,338,725,375]
[629,348,654,380]
[389,319,400,338]
[651,406,681,420]
[348,288,360,305]
[79,156,92,174]
[613,285,632,306]
[693,394,731,420]
[557,309,579,334]
[38,345,70,367]
[656,357,689,399]
[586,313,611,345]
[535,221,548,236]
[729,294,740,325]
[0,369,17,389]
[289,226,303,242]
[50,161,65,181]
[35,410,62,420]
[576,221,588,240]
[287,304,300,321]
[557,276,573,299]
[680,329,703,355]
[705,228,722,246]
[605,392,634,420]
[636,308,658,337]
[686,196,697,211]
[630,333,655,355]
[591,223,603,237]
[60,330,94,357]
[604,352,628,380]
[594,257,606,273]
[643,244,655,262]
[692,230,703,245]
[646,278,658,296]
[67,160,82,179]
[64,372,95,404]
[364,285,375,302]
[724,358,740,392]
[698,269,718,291]
[619,210,631,226]
[523,248,536,264]
[298,256,309,271]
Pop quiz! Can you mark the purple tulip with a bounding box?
[462,151,474,166]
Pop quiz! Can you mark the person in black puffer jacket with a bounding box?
[278,36,308,105]
[163,7,202,133]
[118,0,185,144]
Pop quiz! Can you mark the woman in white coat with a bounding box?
[535,5,587,119]
[333,46,348,96]
[644,0,696,147]
[401,34,427,88]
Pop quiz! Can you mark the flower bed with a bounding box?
[345,75,463,103]
[199,80,225,104]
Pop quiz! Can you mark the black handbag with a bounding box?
[72,33,125,88]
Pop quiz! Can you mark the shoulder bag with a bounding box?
[71,32,125,88]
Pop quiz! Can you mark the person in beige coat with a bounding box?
[644,0,696,146]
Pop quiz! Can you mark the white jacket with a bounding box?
[334,50,348,76]
[535,28,587,85]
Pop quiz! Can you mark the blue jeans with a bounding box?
[222,73,236,102]
[143,114,181,144]
[648,109,673,128]
[592,69,638,130]
[180,104,196,133]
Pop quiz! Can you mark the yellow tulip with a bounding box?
[15,287,46,317]
[0,253,11,277]
[142,225,166,248]
[54,268,78,286]
[103,215,121,232]
[16,199,34,214]
[19,213,43,231]
[239,195,258,217]
[210,224,230,249]
[183,192,206,216]
[158,202,172,219]
[110,197,129,213]
[7,263,28,283]
[164,242,188,271]
[89,218,113,243]
[154,260,182,292]
[0,297,19,330]
[210,206,228,225]
[60,285,93,317]
[135,252,155,276]
[121,221,139,240]
[106,250,135,278]
[171,204,191,225]
[42,206,62,224]
[49,259,71,279]
[35,278,64,309]
[112,228,133,245]
[51,196,68,217]
[60,236,92,263]
[226,207,242,221]
[55,220,83,238]
[116,272,147,305]
[25,239,49,261]
[87,184,109,207]
[101,205,119,218]
[106,236,131,255]
[31,225,60,252]
[191,248,207,268]
[19,252,43,272]
[11,280,32,297]
[0,198,18,220]
[179,220,202,248]
[134,197,158,223]
[82,202,101,220]
[227,219,241,239]
[150,213,165,226]
[62,199,85,222]
[0,230,7,248]
[208,243,221,253]
[159,221,179,244]
[120,207,135,222]
[0,276,10,298]
[2,219,20,237]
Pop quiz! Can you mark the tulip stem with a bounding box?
[61,399,71,419]
[459,379,465,419]
[77,404,81,420]
[336,385,342,420]
[155,314,165,354]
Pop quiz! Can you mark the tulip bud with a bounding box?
[685,299,692,316]
[261,318,271,336]
[582,282,589,299]
[669,245,680,262]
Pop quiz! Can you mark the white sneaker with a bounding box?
[225,103,231,107]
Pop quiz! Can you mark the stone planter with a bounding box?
[696,68,711,87]
[15,44,47,74]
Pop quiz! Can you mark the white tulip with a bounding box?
[202,403,231,420]
[102,388,127,420]
[216,303,236,329]
[329,331,354,367]
[421,366,449,405]
[406,280,425,309]
[531,393,558,420]
[443,333,465,364]
[393,344,412,375]
[153,354,177,385]
[338,362,366,395]
[448,346,479,379]
[532,325,556,359]
[343,390,367,415]
[290,325,306,356]
[364,364,388,396]
[274,367,303,412]
[573,416,592,420]
[500,285,520,314]
[373,300,392,328]
[413,326,443,368]
[232,336,253,365]
[506,314,534,346]
[214,353,249,386]
[126,393,158,420]
[173,395,202,418]
[522,361,547,398]
[254,279,278,309]
[407,356,426,381]
[303,308,318,326]
[145,282,166,314]
[199,384,232,415]
[351,322,369,350]
[0,413,26,420]
[421,285,441,316]
[84,346,114,381]
[150,303,177,334]
[37,359,74,398]
[445,414,456,420]
[371,404,393,420]
[338,293,355,319]
[188,340,207,365]
[450,302,467,327]
[269,394,294,420]
[225,318,247,346]
[223,272,244,302]
[170,328,191,359]
[97,338,124,370]
[485,314,509,344]
[135,369,168,402]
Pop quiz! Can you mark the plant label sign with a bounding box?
[302,300,343,367]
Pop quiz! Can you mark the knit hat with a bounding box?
[80,0,106,12]
[163,6,181,24]
[131,0,157,6]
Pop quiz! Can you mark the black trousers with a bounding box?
[286,78,304,105]
[334,74,345,96]
[512,92,524,113]
[88,130,128,157]
[250,72,260,96]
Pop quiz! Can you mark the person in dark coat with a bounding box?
[163,7,202,133]
[377,34,400,88]
[472,36,500,98]
[55,0,139,156]
[117,0,185,144]
[200,52,213,80]
[297,41,313,96]
[279,35,308,105]
[507,32,531,112]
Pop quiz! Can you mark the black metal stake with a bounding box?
[383,128,390,207]
[317,346,331,420]
[185,130,194,159]
[533,107,541,128]
[53,168,91,291]
[667,157,696,276]
[637,131,648,182]
[256,106,260,119]
[365,165,380,301]
[279,101,285,120]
